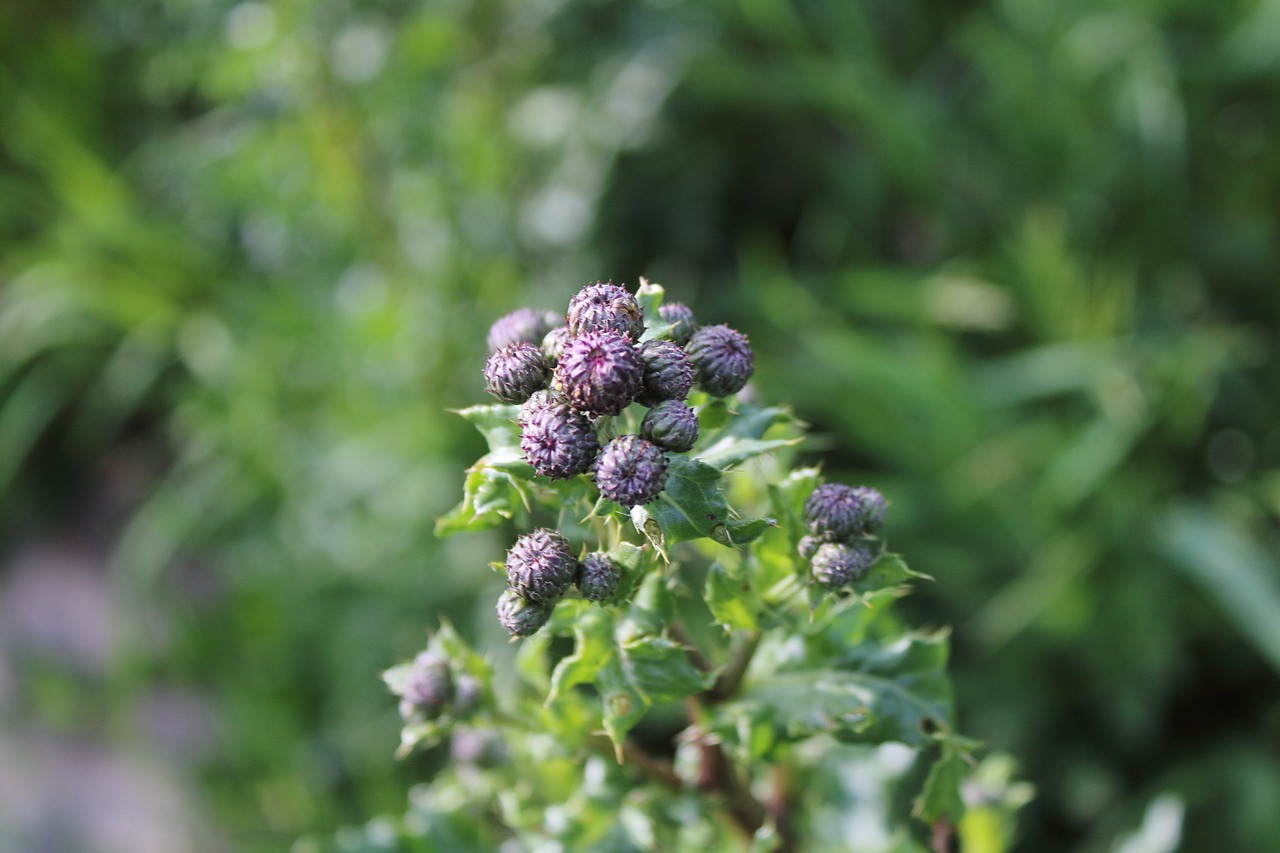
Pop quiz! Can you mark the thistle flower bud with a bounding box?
[636,339,694,406]
[567,281,644,339]
[484,342,551,404]
[542,325,572,367]
[640,400,699,453]
[451,728,507,768]
[518,389,565,424]
[496,589,553,638]
[519,402,600,479]
[398,652,454,721]
[576,552,622,602]
[804,483,881,541]
[594,435,668,507]
[811,542,874,590]
[658,302,698,346]
[504,529,578,604]
[452,675,482,716]
[797,534,822,561]
[555,329,644,416]
[685,324,754,398]
[487,308,560,353]
[851,486,887,534]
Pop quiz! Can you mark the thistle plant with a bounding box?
[384,279,1007,852]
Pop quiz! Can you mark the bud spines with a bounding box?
[686,324,754,397]
[519,402,600,479]
[640,400,699,453]
[505,529,578,604]
[657,301,698,346]
[496,589,553,638]
[576,553,622,602]
[636,339,694,406]
[555,329,644,416]
[567,281,644,339]
[484,342,551,404]
[811,542,874,590]
[595,435,669,507]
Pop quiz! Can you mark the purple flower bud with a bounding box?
[518,389,566,424]
[576,552,622,602]
[504,529,578,604]
[452,675,482,716]
[555,329,644,416]
[487,308,560,352]
[851,486,887,534]
[658,302,698,346]
[640,400,699,453]
[484,342,551,404]
[685,324,754,398]
[803,483,883,541]
[811,542,874,590]
[451,728,507,767]
[636,339,694,406]
[797,534,822,561]
[542,325,572,367]
[398,652,454,721]
[566,281,644,340]
[519,402,600,479]
[594,435,668,506]
[496,589,553,637]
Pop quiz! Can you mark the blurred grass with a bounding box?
[1,0,1279,851]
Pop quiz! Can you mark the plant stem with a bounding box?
[586,734,683,791]
[706,629,761,703]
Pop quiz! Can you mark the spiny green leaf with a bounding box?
[696,436,801,470]
[706,562,758,631]
[455,404,522,453]
[435,457,532,536]
[629,455,772,549]
[704,405,795,443]
[915,745,969,825]
[724,630,953,748]
[548,608,614,703]
[617,634,712,704]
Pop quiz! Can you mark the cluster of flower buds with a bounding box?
[484,281,754,508]
[798,483,887,590]
[496,529,624,636]
[397,651,483,725]
[481,280,756,636]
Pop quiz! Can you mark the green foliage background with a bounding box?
[2,0,1278,850]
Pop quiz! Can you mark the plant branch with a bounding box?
[670,621,715,674]
[586,734,682,792]
[706,629,761,703]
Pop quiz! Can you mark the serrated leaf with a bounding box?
[636,277,665,318]
[915,746,968,825]
[697,399,733,432]
[435,456,531,536]
[604,541,648,604]
[769,467,822,541]
[629,455,772,549]
[705,405,795,443]
[706,562,758,631]
[724,630,953,748]
[455,404,523,453]
[860,552,932,591]
[696,436,801,470]
[548,608,614,703]
[618,634,713,703]
[601,631,712,752]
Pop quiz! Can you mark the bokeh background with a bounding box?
[2,0,1279,851]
